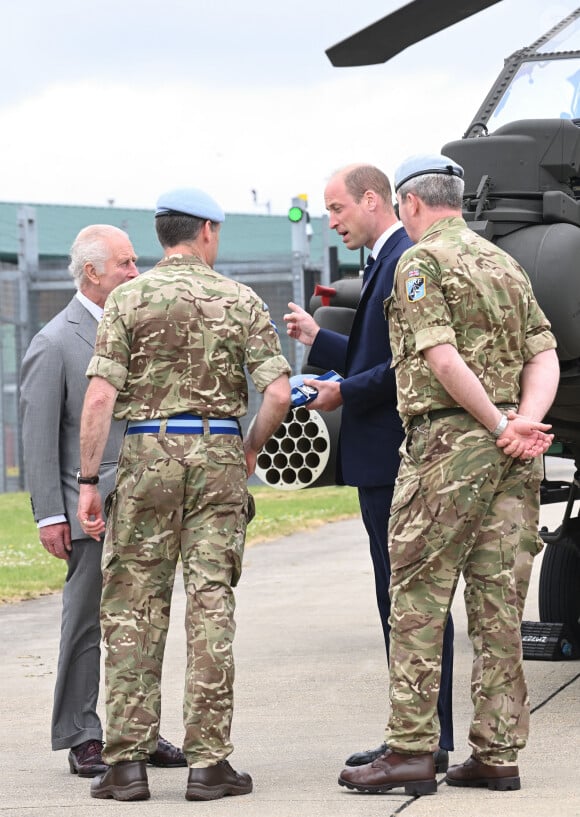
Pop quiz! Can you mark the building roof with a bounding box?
[0,201,361,270]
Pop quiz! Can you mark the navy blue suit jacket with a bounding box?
[308,226,413,487]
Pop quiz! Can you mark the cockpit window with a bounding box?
[465,10,580,137]
[489,56,580,130]
[536,15,580,53]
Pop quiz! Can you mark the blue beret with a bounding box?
[155,187,225,222]
[394,153,464,192]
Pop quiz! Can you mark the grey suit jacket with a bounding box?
[20,296,126,541]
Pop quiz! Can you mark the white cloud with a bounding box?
[0,68,491,215]
[0,0,578,214]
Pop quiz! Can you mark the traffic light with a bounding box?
[289,194,311,259]
[288,204,305,223]
[288,193,309,224]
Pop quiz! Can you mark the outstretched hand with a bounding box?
[283,302,320,346]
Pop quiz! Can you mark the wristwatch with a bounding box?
[491,414,509,438]
[76,471,99,485]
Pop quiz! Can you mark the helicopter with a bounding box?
[253,1,580,650]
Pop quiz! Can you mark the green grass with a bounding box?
[0,493,67,603]
[248,484,359,544]
[0,486,359,604]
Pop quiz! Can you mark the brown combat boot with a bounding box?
[185,759,253,801]
[445,755,520,790]
[338,748,437,796]
[90,760,150,801]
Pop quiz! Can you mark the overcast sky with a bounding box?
[1,0,578,216]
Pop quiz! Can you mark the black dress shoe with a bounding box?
[434,748,449,773]
[345,742,449,774]
[185,759,253,801]
[68,739,108,778]
[345,742,388,767]
[148,735,187,767]
[91,760,150,801]
[339,749,437,796]
[445,755,520,791]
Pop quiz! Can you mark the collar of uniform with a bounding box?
[419,215,465,243]
[157,253,209,269]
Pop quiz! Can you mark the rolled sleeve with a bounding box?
[524,329,557,361]
[415,325,457,353]
[86,355,128,391]
[250,355,291,393]
[244,296,291,392]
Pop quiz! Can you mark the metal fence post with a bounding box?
[15,206,38,490]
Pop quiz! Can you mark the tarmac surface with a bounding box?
[1,476,579,817]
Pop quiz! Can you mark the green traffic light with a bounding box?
[288,205,304,223]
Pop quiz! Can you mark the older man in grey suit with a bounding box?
[20,225,185,777]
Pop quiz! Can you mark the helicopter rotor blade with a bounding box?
[326,0,503,67]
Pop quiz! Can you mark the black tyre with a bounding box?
[539,531,580,643]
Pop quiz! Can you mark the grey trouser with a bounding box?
[52,537,103,750]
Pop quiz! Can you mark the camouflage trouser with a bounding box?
[385,414,538,764]
[468,456,543,731]
[100,429,248,767]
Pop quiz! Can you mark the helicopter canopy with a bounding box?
[468,10,580,134]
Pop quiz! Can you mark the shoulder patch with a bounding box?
[406,276,426,302]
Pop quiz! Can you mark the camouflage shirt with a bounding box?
[385,216,557,423]
[86,254,291,420]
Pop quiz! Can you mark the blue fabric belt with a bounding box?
[126,413,240,436]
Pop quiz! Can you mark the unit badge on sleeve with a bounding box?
[406,270,426,302]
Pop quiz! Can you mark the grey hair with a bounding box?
[68,224,127,289]
[398,173,464,209]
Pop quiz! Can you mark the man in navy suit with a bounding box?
[284,164,454,769]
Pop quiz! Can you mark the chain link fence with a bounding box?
[0,211,304,493]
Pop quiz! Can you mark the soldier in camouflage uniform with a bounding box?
[338,154,559,797]
[76,187,291,802]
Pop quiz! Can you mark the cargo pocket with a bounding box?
[518,457,544,557]
[205,439,247,587]
[206,437,245,467]
[228,489,254,587]
[389,469,437,573]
